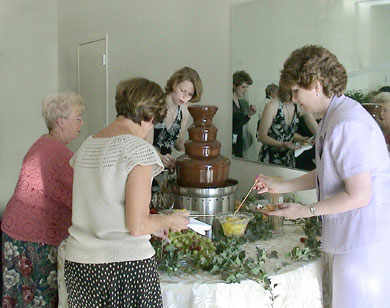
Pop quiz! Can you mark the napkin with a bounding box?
[294,144,312,157]
[188,218,212,236]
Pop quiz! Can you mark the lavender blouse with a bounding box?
[315,95,390,254]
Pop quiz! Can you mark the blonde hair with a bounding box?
[42,93,84,130]
[165,67,203,103]
[372,92,390,105]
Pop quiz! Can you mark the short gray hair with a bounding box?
[42,93,84,130]
[372,92,390,105]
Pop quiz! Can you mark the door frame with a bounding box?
[77,34,109,126]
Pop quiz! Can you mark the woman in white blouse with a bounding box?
[64,78,189,308]
[255,45,390,308]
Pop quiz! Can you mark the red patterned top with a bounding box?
[1,136,74,246]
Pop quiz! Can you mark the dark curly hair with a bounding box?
[280,45,347,98]
[233,70,253,87]
[115,78,166,125]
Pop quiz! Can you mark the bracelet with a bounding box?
[309,204,317,215]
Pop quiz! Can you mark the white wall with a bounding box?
[368,4,390,88]
[0,0,58,214]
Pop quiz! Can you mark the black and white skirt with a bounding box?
[64,257,163,308]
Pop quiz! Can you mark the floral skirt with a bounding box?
[1,232,59,308]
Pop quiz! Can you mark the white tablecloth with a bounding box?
[160,224,327,308]
[58,225,328,308]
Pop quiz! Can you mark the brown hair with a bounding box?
[165,67,203,102]
[115,78,166,124]
[233,70,253,87]
[265,83,279,97]
[280,45,347,98]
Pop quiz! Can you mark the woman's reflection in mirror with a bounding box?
[257,87,317,168]
[295,112,322,171]
[232,70,257,158]
[256,83,279,141]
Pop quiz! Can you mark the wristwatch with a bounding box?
[310,204,317,215]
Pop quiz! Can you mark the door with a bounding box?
[68,37,107,152]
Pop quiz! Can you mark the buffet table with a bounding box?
[160,224,327,308]
[58,225,329,308]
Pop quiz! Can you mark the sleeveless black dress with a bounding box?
[153,106,183,155]
[258,101,299,167]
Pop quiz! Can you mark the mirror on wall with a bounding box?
[231,0,390,171]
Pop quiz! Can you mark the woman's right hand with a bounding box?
[168,211,190,232]
[254,174,281,195]
[283,141,297,151]
[161,154,176,172]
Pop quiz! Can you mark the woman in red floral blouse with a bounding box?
[1,93,84,307]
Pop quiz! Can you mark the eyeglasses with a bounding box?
[67,116,83,122]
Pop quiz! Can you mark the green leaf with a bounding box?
[267,250,279,259]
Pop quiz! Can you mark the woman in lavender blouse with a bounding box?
[255,45,390,308]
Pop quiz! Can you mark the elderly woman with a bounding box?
[372,92,390,150]
[255,45,390,308]
[146,67,203,171]
[64,78,189,308]
[1,93,84,307]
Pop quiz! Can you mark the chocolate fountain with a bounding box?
[173,105,238,239]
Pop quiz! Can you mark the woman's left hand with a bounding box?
[152,229,171,242]
[248,104,257,116]
[283,141,298,151]
[266,202,310,220]
[161,154,176,172]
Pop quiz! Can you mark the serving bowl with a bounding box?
[216,212,254,237]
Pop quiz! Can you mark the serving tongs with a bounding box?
[233,182,256,217]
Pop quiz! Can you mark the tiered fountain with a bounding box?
[173,105,238,239]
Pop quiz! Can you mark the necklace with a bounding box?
[167,105,178,124]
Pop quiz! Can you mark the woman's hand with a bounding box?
[248,104,257,116]
[254,174,281,194]
[266,202,310,220]
[283,141,298,151]
[308,136,315,145]
[161,154,176,172]
[298,136,310,143]
[152,229,171,242]
[168,210,190,232]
